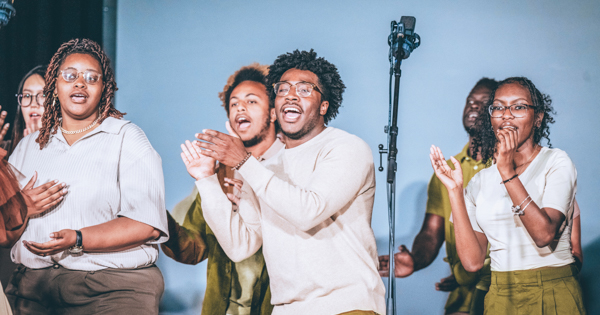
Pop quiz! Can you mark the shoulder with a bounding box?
[543,147,574,165]
[322,127,372,154]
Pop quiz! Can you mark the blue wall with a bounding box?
[115,1,600,313]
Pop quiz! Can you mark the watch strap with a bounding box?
[75,230,82,247]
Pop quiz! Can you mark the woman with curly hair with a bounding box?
[430,77,584,314]
[6,38,168,314]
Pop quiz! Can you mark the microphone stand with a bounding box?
[379,18,419,315]
[384,46,403,315]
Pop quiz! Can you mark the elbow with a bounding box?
[463,260,484,273]
[144,228,162,243]
[533,232,556,248]
[533,237,553,248]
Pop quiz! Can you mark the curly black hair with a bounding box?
[472,77,555,163]
[36,38,124,149]
[266,49,345,125]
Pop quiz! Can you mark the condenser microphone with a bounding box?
[0,0,16,29]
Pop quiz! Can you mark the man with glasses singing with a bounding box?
[379,78,497,315]
[187,50,385,315]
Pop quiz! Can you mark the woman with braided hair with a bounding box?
[430,77,585,314]
[6,38,168,314]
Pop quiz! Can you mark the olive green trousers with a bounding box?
[484,264,585,315]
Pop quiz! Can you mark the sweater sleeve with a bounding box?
[195,174,263,262]
[238,138,375,232]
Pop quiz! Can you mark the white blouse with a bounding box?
[465,147,576,272]
[8,117,168,271]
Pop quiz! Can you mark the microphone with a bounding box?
[0,0,16,29]
[388,16,420,61]
[399,16,416,59]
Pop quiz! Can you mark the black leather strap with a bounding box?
[75,230,82,247]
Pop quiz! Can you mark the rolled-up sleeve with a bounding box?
[117,125,169,243]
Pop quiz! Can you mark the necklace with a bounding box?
[515,145,540,171]
[60,117,100,135]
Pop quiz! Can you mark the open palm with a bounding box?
[181,140,217,180]
[429,145,463,190]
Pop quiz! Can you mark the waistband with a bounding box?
[491,264,577,285]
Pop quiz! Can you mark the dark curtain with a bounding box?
[0,0,104,140]
[0,0,104,289]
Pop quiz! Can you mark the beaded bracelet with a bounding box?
[515,198,534,216]
[511,195,531,215]
[232,152,252,171]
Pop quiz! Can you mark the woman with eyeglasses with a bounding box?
[5,38,168,315]
[0,65,47,156]
[430,77,584,314]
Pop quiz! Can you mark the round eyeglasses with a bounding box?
[59,68,102,85]
[488,103,535,118]
[15,93,46,107]
[273,81,322,98]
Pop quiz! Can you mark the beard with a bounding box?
[280,111,321,140]
[242,116,271,148]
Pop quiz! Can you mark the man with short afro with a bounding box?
[193,49,386,315]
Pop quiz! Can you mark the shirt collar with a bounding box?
[258,138,285,162]
[53,117,130,144]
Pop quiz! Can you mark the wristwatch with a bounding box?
[69,230,83,254]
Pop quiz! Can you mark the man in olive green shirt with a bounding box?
[379,78,497,315]
[162,64,281,315]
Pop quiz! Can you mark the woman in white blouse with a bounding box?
[6,39,168,314]
[430,77,584,314]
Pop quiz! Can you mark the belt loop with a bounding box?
[537,270,542,287]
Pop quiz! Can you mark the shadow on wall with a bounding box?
[376,180,429,253]
[580,237,600,314]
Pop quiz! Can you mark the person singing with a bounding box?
[430,77,585,314]
[6,39,168,315]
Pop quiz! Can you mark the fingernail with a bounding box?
[202,129,206,133]
[49,233,54,238]
[195,133,199,137]
[62,188,68,193]
[54,180,59,184]
[61,183,66,187]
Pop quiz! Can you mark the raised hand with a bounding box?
[195,128,248,168]
[180,140,218,180]
[23,229,77,256]
[429,145,463,191]
[22,172,68,218]
[224,177,243,205]
[0,106,9,142]
[495,127,518,177]
[435,274,459,292]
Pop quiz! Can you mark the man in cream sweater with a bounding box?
[189,50,386,315]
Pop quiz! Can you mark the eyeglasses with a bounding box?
[15,93,46,107]
[488,103,535,118]
[59,68,102,85]
[273,81,322,98]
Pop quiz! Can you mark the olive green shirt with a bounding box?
[426,143,491,314]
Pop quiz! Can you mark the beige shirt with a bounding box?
[465,147,576,271]
[8,117,168,270]
[197,127,386,315]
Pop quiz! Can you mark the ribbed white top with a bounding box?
[8,117,168,271]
